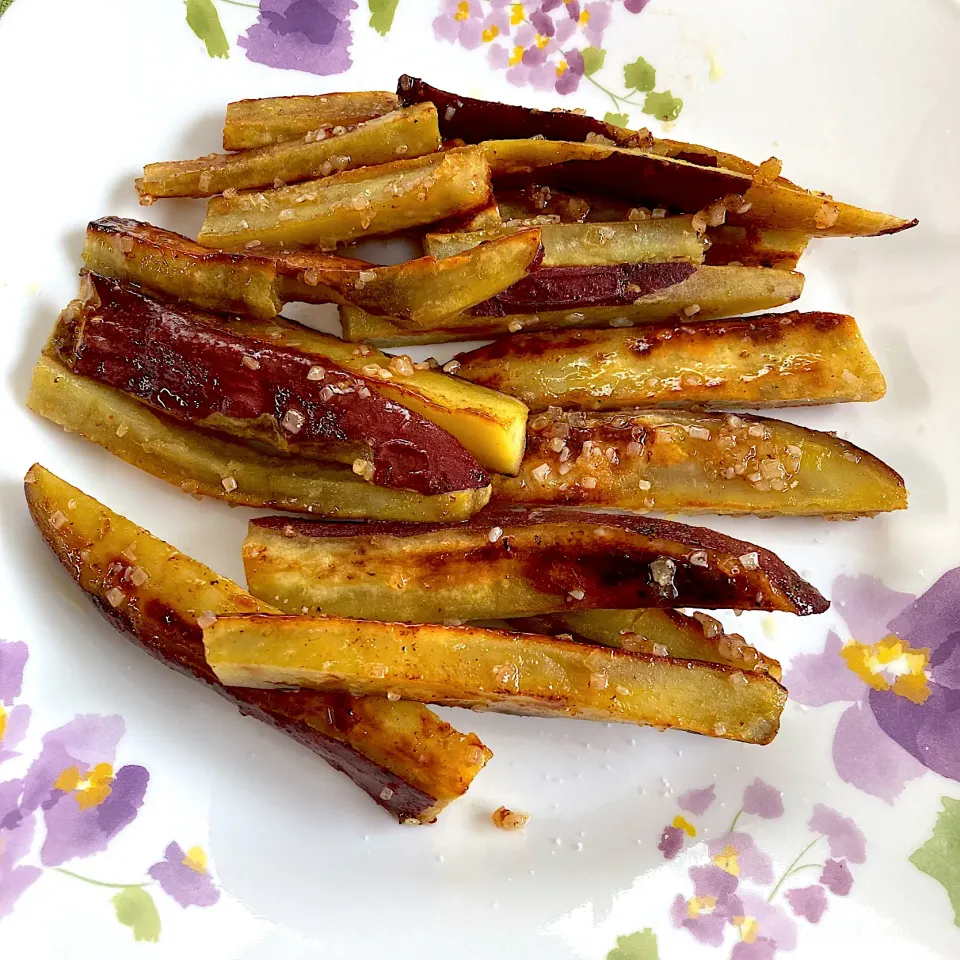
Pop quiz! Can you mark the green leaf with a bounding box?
[623,57,656,93]
[0,0,16,19]
[581,46,606,78]
[368,0,400,35]
[643,90,683,122]
[112,887,161,943]
[607,928,659,960]
[910,796,960,926]
[185,0,230,59]
[604,112,630,128]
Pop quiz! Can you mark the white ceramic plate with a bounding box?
[1,1,958,957]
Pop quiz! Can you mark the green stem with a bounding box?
[54,867,151,891]
[767,837,821,902]
[728,808,744,832]
[586,75,623,112]
[216,0,260,8]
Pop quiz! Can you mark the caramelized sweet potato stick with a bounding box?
[510,610,782,680]
[339,265,803,341]
[492,410,907,518]
[242,508,828,621]
[482,140,916,237]
[84,217,543,329]
[197,146,493,251]
[398,75,789,181]
[453,312,886,411]
[25,464,491,823]
[203,613,787,745]
[423,217,707,266]
[276,227,543,325]
[27,357,491,521]
[49,274,489,496]
[139,104,442,201]
[224,91,400,150]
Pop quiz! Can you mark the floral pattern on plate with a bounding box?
[182,0,683,123]
[788,568,960,802]
[0,639,220,941]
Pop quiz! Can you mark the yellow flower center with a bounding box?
[0,704,7,742]
[672,814,697,838]
[555,60,568,76]
[687,895,718,919]
[510,3,524,25]
[536,33,550,49]
[482,24,500,42]
[732,915,759,943]
[509,45,524,66]
[579,10,591,25]
[182,846,208,875]
[711,843,740,876]
[54,762,115,810]
[842,634,931,704]
[455,1,470,21]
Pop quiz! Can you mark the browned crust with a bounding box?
[51,274,488,496]
[250,507,828,615]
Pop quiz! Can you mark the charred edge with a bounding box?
[874,218,919,236]
[250,508,828,615]
[468,262,698,316]
[64,274,488,495]
[86,218,258,267]
[673,151,719,168]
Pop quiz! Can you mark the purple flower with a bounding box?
[820,859,853,896]
[0,779,41,918]
[678,784,716,816]
[808,804,866,863]
[786,884,828,922]
[671,864,742,946]
[149,843,220,908]
[742,779,784,819]
[0,640,30,766]
[707,831,774,885]
[732,940,777,960]
[435,0,654,97]
[625,0,652,12]
[20,715,148,866]
[240,0,357,76]
[735,891,797,952]
[658,824,684,860]
[788,569,960,800]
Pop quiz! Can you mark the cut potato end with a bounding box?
[493,409,907,517]
[339,265,804,342]
[24,464,491,822]
[204,614,786,744]
[223,91,400,150]
[198,146,493,251]
[242,507,827,623]
[28,357,492,521]
[454,311,886,411]
[140,104,442,200]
